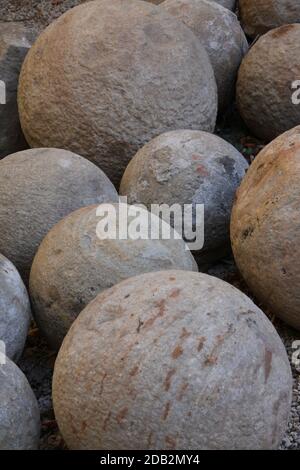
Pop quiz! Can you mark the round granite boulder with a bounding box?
[0,148,118,282]
[53,270,292,450]
[18,0,217,185]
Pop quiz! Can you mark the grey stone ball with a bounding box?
[18,0,217,186]
[231,126,300,331]
[237,24,300,142]
[0,254,31,362]
[120,130,248,267]
[0,356,40,449]
[0,22,36,158]
[161,0,248,113]
[30,203,197,349]
[53,270,292,450]
[0,148,118,282]
[239,0,300,38]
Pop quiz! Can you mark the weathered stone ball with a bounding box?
[53,270,292,450]
[18,0,218,186]
[0,22,36,158]
[161,0,248,112]
[30,203,197,349]
[0,148,118,282]
[120,130,248,266]
[0,356,40,449]
[236,24,300,142]
[0,254,31,362]
[231,126,300,331]
[239,0,300,38]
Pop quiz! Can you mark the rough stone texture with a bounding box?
[0,148,118,283]
[120,130,248,266]
[0,356,40,449]
[0,22,36,158]
[161,0,248,113]
[30,203,197,349]
[53,270,292,450]
[236,25,300,142]
[231,126,300,331]
[18,0,217,186]
[239,0,300,38]
[0,254,31,362]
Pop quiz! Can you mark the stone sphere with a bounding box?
[231,126,300,331]
[161,0,248,112]
[0,148,118,282]
[0,356,40,449]
[237,24,300,142]
[0,254,31,362]
[0,22,36,158]
[239,0,300,38]
[53,270,292,450]
[30,203,197,349]
[120,130,248,266]
[18,0,217,186]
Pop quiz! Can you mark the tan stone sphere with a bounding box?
[231,126,300,331]
[30,203,197,349]
[0,148,118,282]
[239,0,300,38]
[161,0,248,113]
[53,270,292,450]
[120,130,248,266]
[18,0,217,186]
[236,24,300,142]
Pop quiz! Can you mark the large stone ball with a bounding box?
[0,356,40,449]
[120,130,248,266]
[0,148,118,282]
[239,0,300,38]
[231,126,300,331]
[30,203,197,349]
[0,22,36,158]
[18,0,218,186]
[53,270,292,450]
[236,24,300,142]
[161,0,248,112]
[0,254,31,361]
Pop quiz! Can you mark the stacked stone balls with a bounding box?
[237,24,300,142]
[120,130,248,266]
[239,0,300,38]
[161,0,248,112]
[231,126,300,331]
[0,148,118,282]
[30,203,198,349]
[18,0,218,186]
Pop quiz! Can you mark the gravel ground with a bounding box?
[2,0,299,451]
